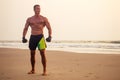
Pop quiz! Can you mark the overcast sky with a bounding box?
[0,0,120,41]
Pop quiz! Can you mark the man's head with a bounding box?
[34,4,40,15]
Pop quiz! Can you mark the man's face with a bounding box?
[34,6,40,15]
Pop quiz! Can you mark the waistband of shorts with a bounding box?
[30,34,43,37]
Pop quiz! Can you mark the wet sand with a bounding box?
[0,48,120,80]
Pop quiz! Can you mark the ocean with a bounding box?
[0,40,120,54]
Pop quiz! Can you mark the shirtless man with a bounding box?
[22,4,52,76]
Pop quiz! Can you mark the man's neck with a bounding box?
[34,14,40,17]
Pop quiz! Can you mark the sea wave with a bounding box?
[0,40,120,54]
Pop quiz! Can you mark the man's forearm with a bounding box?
[23,29,27,37]
[48,28,52,37]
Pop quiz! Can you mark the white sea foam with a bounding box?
[0,41,120,54]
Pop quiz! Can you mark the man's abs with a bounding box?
[30,26,44,35]
[31,31,43,35]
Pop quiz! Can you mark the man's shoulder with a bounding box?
[26,16,34,22]
[28,16,34,20]
[40,15,47,19]
[40,15,48,22]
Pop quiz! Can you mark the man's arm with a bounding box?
[44,17,52,42]
[23,18,30,37]
[44,17,52,37]
[22,18,30,43]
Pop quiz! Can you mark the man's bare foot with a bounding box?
[42,72,47,76]
[28,70,35,74]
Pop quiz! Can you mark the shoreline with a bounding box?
[0,47,120,54]
[0,41,120,54]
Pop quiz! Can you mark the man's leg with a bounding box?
[28,50,36,74]
[40,49,47,75]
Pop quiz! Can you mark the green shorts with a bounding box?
[38,37,47,50]
[29,34,47,50]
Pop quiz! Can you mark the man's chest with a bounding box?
[29,18,45,26]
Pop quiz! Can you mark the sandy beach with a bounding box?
[0,48,120,80]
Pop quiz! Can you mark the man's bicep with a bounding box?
[45,18,51,29]
[24,19,30,29]
[44,17,52,36]
[25,22,29,28]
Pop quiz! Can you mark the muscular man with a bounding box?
[22,4,52,76]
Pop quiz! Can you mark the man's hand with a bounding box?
[22,37,27,43]
[46,36,52,42]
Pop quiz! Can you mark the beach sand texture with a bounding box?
[0,48,120,80]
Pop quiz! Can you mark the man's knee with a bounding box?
[40,49,45,54]
[30,50,35,56]
[31,50,35,53]
[40,49,46,57]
